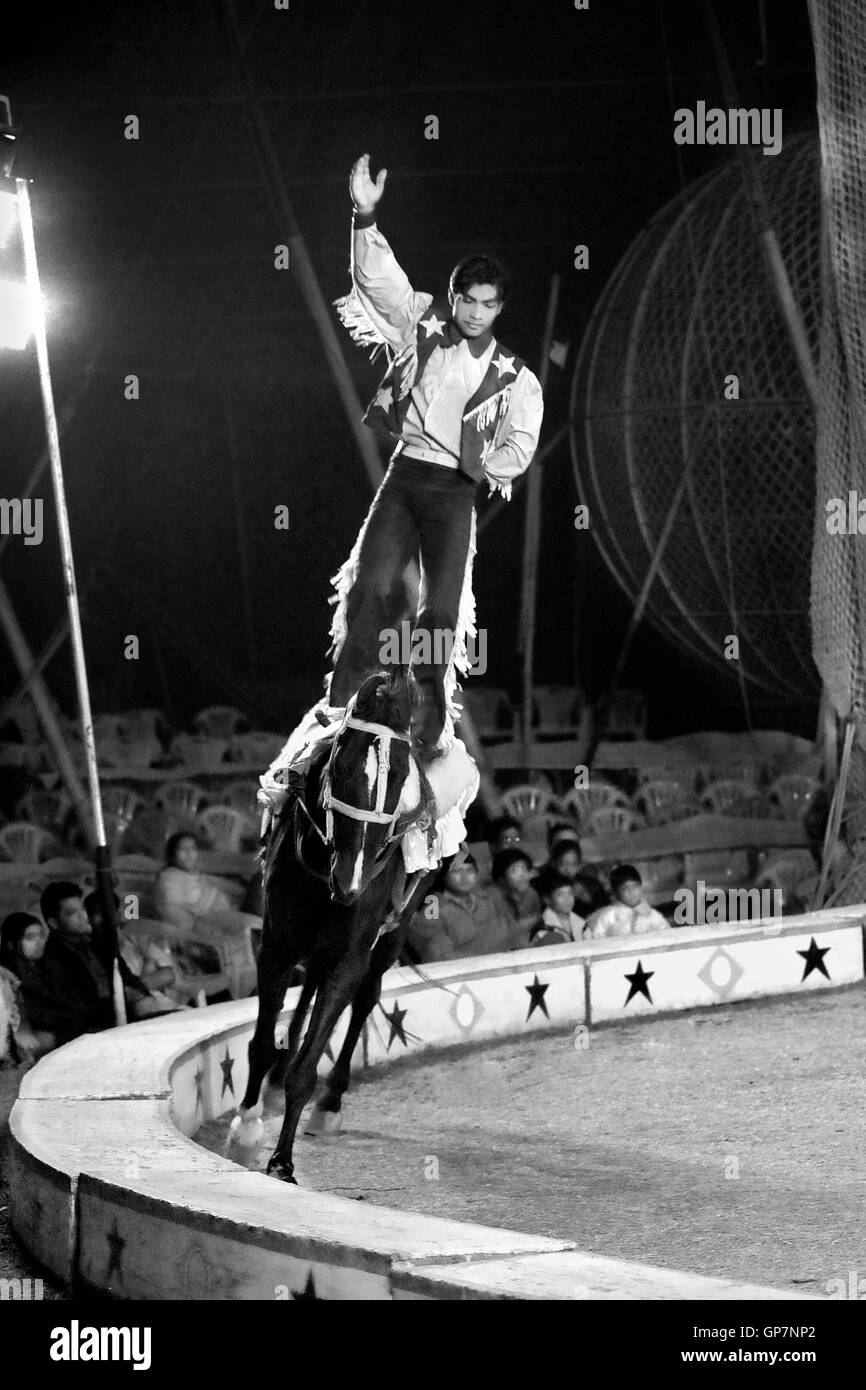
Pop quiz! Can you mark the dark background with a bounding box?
[0,0,820,738]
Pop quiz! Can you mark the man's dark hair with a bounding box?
[491,847,533,882]
[449,254,509,305]
[547,820,577,850]
[550,838,581,866]
[538,869,573,900]
[40,880,83,926]
[610,863,641,892]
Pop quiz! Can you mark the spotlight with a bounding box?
[0,96,20,249]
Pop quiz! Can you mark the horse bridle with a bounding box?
[321,709,411,847]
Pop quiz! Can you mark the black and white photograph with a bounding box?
[0,0,863,1342]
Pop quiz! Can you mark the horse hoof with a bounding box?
[228,1106,264,1150]
[266,1159,297,1185]
[304,1106,342,1137]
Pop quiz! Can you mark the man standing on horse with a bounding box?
[327,153,544,755]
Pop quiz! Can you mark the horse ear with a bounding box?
[354,671,389,714]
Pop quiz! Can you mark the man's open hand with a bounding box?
[350,153,387,214]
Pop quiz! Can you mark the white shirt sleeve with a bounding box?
[482,367,544,499]
[351,225,431,350]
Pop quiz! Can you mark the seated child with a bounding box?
[83,891,182,1017]
[489,848,543,949]
[531,870,585,945]
[535,837,610,918]
[583,863,670,939]
[407,851,511,962]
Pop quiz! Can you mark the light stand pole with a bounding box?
[2,116,125,1024]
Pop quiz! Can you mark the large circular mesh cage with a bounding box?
[570,133,821,704]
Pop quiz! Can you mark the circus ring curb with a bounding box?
[8,905,863,1301]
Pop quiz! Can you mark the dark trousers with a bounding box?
[329,456,477,745]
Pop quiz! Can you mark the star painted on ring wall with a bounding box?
[525,975,550,1020]
[797,937,831,981]
[624,960,655,1005]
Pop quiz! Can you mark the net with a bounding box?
[808,0,866,727]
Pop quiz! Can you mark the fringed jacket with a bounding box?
[335,214,544,499]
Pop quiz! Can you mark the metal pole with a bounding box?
[16,177,125,1025]
[518,274,560,758]
[0,576,93,837]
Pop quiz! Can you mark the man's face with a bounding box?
[450,282,503,340]
[51,895,91,939]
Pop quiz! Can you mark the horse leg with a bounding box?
[263,962,319,1107]
[307,931,403,1134]
[229,929,295,1149]
[267,945,371,1184]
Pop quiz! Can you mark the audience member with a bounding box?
[583,864,670,939]
[531,870,585,945]
[486,815,523,854]
[539,838,610,917]
[490,848,542,949]
[1,898,106,1050]
[40,882,116,1032]
[83,891,182,1017]
[154,832,234,928]
[0,915,56,1063]
[407,852,513,962]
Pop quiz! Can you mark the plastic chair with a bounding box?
[220,780,262,821]
[559,782,628,828]
[701,780,765,817]
[767,773,819,820]
[586,804,640,835]
[632,779,701,826]
[459,687,516,742]
[532,685,582,737]
[197,805,256,853]
[15,786,71,829]
[0,821,58,864]
[753,852,816,912]
[155,781,208,819]
[498,785,558,821]
[170,732,229,771]
[598,689,647,740]
[193,705,248,740]
[227,731,285,767]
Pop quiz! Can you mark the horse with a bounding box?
[232,668,443,1184]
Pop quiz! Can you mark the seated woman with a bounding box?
[407,851,511,962]
[154,832,235,927]
[583,864,670,939]
[489,848,543,950]
[0,915,57,1064]
[0,910,94,1052]
[531,869,585,945]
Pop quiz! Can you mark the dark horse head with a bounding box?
[322,668,422,905]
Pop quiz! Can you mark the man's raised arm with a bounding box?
[345,152,430,350]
